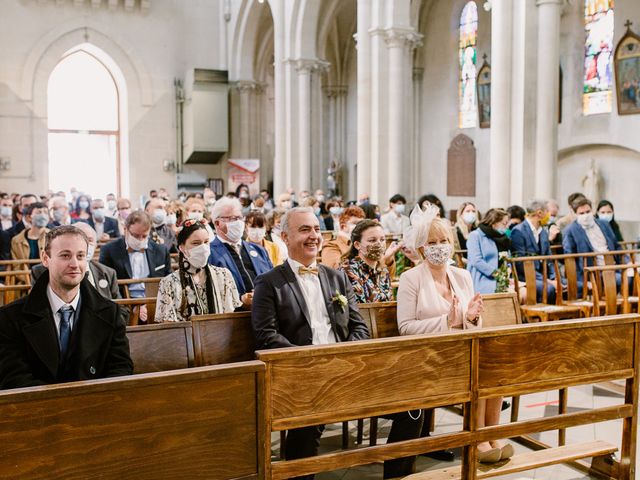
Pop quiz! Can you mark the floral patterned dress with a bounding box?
[154,265,242,322]
[340,256,392,304]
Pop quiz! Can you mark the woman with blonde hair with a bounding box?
[454,201,479,251]
[397,203,513,463]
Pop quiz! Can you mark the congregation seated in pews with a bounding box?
[2,186,640,478]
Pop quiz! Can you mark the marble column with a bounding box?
[490,0,513,207]
[356,0,372,198]
[384,28,422,200]
[534,0,563,200]
[272,0,287,196]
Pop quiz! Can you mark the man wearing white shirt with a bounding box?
[0,225,132,389]
[380,194,411,235]
[251,207,421,479]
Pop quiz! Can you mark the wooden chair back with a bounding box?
[0,363,266,480]
[0,284,30,306]
[510,257,549,305]
[113,297,157,326]
[191,311,255,366]
[126,322,195,374]
[481,292,522,326]
[453,250,467,268]
[358,301,398,338]
[586,264,640,316]
[117,277,162,299]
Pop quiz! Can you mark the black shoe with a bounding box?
[501,400,511,411]
[423,449,455,461]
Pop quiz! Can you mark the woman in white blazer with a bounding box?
[397,204,513,463]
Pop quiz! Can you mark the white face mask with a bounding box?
[462,211,477,225]
[247,227,266,243]
[394,204,406,215]
[166,213,177,225]
[188,211,204,221]
[126,234,148,252]
[93,208,106,221]
[107,200,117,211]
[185,243,210,269]
[598,213,613,223]
[225,219,245,244]
[424,244,453,266]
[0,206,11,218]
[151,208,166,225]
[87,244,96,260]
[577,212,595,228]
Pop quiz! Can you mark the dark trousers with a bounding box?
[285,411,424,479]
[535,279,556,304]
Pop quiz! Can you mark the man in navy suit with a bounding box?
[99,211,170,321]
[563,196,621,294]
[208,197,272,304]
[73,198,120,241]
[510,199,558,303]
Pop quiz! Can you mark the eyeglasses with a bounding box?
[183,218,208,227]
[217,216,243,222]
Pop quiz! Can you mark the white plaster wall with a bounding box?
[418,0,491,216]
[0,0,225,203]
[558,145,640,240]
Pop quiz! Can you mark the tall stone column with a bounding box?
[272,0,287,196]
[411,67,424,201]
[385,28,422,200]
[236,81,257,158]
[356,0,372,198]
[490,0,513,208]
[534,0,562,200]
[296,60,313,191]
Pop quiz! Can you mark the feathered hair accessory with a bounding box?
[404,201,440,252]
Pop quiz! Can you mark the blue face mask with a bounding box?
[496,227,507,235]
[504,228,512,238]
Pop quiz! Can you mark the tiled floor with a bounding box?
[272,382,630,479]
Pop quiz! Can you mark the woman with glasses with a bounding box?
[154,219,249,322]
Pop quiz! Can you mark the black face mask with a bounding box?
[507,222,520,231]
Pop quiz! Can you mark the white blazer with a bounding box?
[397,263,482,335]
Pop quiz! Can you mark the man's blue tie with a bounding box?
[58,306,73,358]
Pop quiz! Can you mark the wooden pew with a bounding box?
[191,311,255,366]
[126,322,195,374]
[257,315,639,479]
[0,362,266,480]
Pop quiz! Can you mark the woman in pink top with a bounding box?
[397,204,513,464]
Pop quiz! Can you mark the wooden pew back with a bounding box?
[191,311,255,366]
[481,292,522,326]
[358,301,398,338]
[126,322,195,374]
[257,315,640,479]
[0,363,266,480]
[585,263,640,316]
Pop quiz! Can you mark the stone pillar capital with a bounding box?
[291,58,331,74]
[382,28,424,50]
[535,0,564,7]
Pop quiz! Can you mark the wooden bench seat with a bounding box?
[402,440,617,479]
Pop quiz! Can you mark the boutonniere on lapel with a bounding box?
[331,289,348,313]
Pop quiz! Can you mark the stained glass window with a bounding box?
[583,0,614,115]
[459,1,478,129]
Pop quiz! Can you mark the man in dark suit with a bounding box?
[99,211,171,311]
[251,207,422,479]
[31,222,121,300]
[208,197,272,301]
[563,196,621,294]
[1,193,38,261]
[0,225,132,389]
[510,199,558,303]
[73,198,120,241]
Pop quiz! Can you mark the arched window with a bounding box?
[459,1,478,129]
[583,0,614,115]
[47,49,121,197]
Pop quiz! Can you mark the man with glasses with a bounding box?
[208,197,272,305]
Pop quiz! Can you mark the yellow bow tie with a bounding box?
[298,266,319,276]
